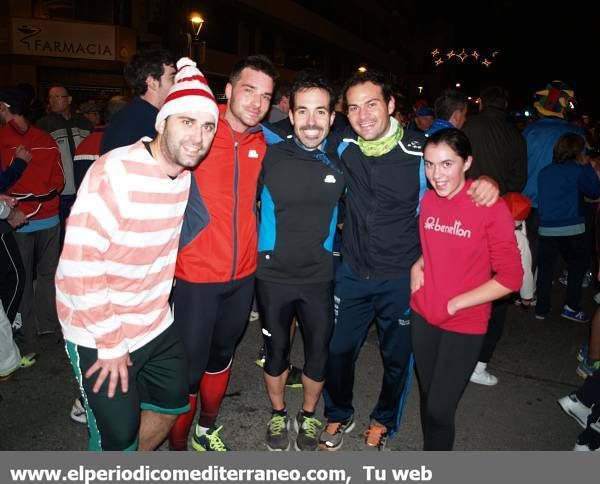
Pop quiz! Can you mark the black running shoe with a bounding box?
[286,366,303,388]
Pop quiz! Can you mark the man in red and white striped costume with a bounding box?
[56,58,219,451]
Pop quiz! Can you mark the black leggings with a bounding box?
[256,279,333,382]
[171,275,255,393]
[411,311,484,450]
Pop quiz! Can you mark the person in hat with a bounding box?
[73,96,128,191]
[56,58,218,451]
[522,81,585,274]
[407,105,435,133]
[78,100,102,127]
[0,87,64,354]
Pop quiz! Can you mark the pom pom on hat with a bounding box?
[155,57,219,131]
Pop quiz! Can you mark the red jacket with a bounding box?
[0,123,63,221]
[175,106,266,283]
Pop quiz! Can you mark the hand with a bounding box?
[410,256,425,293]
[15,145,32,163]
[447,297,460,316]
[85,352,133,398]
[6,208,27,228]
[0,194,17,208]
[467,176,499,207]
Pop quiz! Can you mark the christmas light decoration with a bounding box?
[431,49,500,67]
[457,48,468,62]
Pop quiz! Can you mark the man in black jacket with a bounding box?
[465,86,527,195]
[319,71,499,451]
[463,86,527,387]
[258,72,344,451]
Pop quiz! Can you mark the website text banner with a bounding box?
[1,452,595,484]
[11,17,116,60]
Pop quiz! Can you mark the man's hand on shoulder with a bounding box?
[467,175,499,207]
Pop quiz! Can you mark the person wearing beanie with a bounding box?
[56,57,218,451]
[169,55,277,452]
[0,87,64,355]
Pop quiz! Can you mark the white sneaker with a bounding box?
[249,311,260,322]
[70,397,87,424]
[573,442,600,451]
[558,394,591,428]
[470,362,498,386]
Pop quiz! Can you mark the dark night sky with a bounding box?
[439,0,596,115]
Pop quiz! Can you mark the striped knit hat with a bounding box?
[155,57,218,130]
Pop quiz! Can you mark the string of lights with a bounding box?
[431,48,499,67]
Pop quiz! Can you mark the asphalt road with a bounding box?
[0,282,591,451]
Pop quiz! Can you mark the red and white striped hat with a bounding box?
[155,57,218,130]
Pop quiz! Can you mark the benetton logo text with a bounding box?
[424,217,471,238]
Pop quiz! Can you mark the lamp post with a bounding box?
[189,13,205,66]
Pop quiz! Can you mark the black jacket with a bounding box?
[464,106,527,195]
[335,126,426,279]
[100,97,158,155]
[257,130,345,283]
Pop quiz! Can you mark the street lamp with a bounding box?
[189,13,205,65]
[357,66,367,73]
[190,14,204,38]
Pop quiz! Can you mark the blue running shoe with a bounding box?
[561,305,589,323]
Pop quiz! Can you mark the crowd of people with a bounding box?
[1,49,600,452]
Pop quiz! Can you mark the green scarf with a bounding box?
[357,116,403,157]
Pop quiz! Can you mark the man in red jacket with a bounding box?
[0,87,64,353]
[169,55,277,451]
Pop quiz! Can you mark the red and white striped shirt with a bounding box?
[56,139,190,359]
